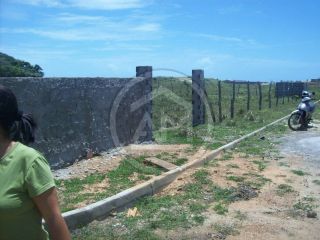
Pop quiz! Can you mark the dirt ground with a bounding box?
[53,144,194,180]
[154,123,320,240]
[152,151,319,240]
[227,122,320,240]
[56,122,320,239]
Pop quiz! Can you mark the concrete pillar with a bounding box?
[136,66,153,142]
[192,69,205,127]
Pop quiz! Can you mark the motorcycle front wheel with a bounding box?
[288,112,303,131]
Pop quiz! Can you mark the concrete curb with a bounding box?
[61,112,296,230]
[62,167,184,230]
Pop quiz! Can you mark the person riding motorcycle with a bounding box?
[300,90,315,128]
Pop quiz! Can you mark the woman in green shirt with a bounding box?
[0,85,71,240]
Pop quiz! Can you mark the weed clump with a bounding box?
[291,169,308,176]
[276,184,294,196]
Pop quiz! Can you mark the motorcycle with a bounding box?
[288,91,316,131]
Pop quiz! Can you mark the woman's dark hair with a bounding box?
[0,85,36,145]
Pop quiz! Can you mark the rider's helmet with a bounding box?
[301,96,311,103]
[301,90,310,98]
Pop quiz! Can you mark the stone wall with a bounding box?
[0,76,152,168]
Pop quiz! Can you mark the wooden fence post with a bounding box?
[218,80,222,122]
[258,82,262,110]
[230,81,235,118]
[136,66,153,141]
[282,82,285,104]
[192,70,205,127]
[268,82,272,108]
[275,82,279,106]
[247,81,250,111]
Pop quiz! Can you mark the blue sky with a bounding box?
[0,0,319,81]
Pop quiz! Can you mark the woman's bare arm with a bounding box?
[33,187,71,240]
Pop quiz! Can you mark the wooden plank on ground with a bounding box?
[144,157,177,171]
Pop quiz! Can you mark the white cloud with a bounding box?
[15,0,64,7]
[6,23,160,41]
[16,0,150,10]
[3,11,162,42]
[68,0,148,10]
[55,13,107,24]
[196,33,266,49]
[10,28,126,41]
[198,33,243,43]
[132,23,160,32]
[94,43,160,52]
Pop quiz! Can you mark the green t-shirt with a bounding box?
[0,142,55,240]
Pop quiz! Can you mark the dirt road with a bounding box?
[281,124,320,170]
[227,122,320,240]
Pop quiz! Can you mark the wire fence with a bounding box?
[152,77,317,130]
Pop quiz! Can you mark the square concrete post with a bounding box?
[136,66,153,142]
[192,69,205,127]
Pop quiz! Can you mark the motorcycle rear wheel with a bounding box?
[288,112,303,131]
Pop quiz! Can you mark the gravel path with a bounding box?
[279,121,320,171]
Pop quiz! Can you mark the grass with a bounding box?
[213,203,228,215]
[252,160,267,171]
[174,157,188,166]
[293,201,314,212]
[70,123,289,239]
[303,196,315,202]
[312,179,320,185]
[70,119,286,237]
[243,173,271,190]
[235,134,281,158]
[72,168,241,239]
[276,184,294,196]
[73,225,161,240]
[218,152,233,161]
[278,162,290,167]
[227,163,239,169]
[72,120,284,237]
[291,169,309,176]
[152,77,310,132]
[213,223,239,237]
[56,174,107,212]
[288,196,317,218]
[234,210,248,221]
[227,175,245,182]
[57,156,164,212]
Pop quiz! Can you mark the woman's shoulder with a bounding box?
[15,142,43,158]
[13,142,47,166]
[3,142,49,174]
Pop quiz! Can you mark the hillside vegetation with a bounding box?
[0,52,44,77]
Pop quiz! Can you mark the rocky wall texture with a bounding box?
[0,77,152,168]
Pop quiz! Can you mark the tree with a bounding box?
[0,52,44,77]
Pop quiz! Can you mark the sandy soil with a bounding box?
[226,123,320,240]
[152,123,320,240]
[60,122,320,239]
[151,153,319,240]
